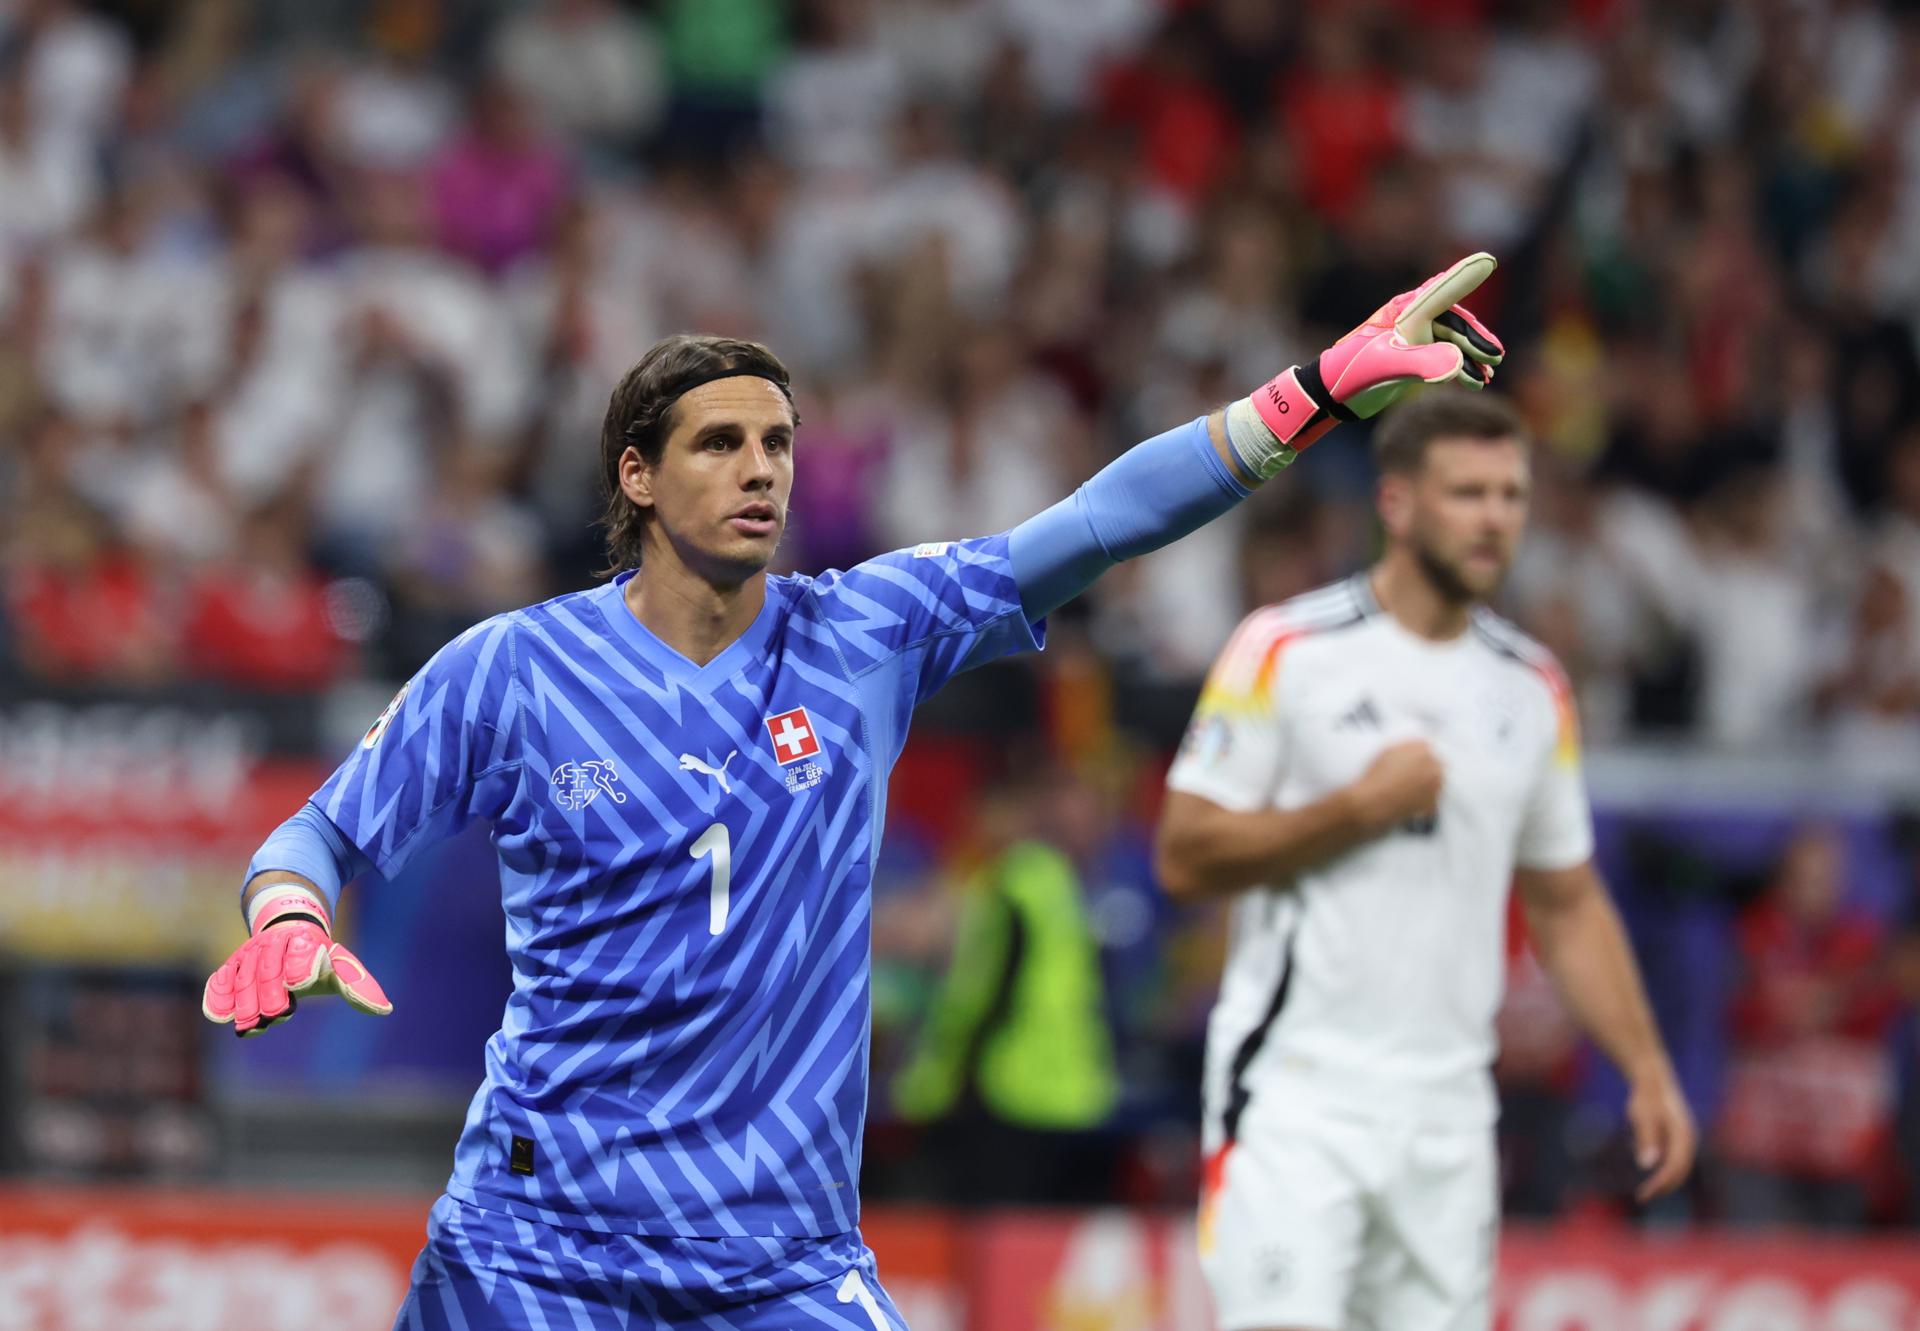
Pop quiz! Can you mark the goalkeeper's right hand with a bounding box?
[202,885,393,1037]
[1229,252,1505,478]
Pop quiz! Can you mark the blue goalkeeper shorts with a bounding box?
[393,1194,908,1330]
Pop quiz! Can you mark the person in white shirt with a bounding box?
[1156,389,1695,1331]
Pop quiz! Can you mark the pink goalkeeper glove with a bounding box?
[1234,252,1505,476]
[202,886,393,1038]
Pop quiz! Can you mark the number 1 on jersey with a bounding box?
[836,1270,890,1330]
[692,823,731,935]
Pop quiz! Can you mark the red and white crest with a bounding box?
[764,707,822,766]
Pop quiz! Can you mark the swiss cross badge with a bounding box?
[765,706,822,766]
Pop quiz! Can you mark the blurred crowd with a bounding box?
[11,0,1920,1224]
[0,0,1918,761]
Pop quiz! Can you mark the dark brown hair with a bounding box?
[597,334,795,574]
[1372,387,1527,475]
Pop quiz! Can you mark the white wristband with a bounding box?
[246,884,332,936]
[1225,395,1300,480]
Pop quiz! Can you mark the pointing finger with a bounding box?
[1397,253,1498,343]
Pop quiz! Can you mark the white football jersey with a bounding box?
[1168,575,1593,1145]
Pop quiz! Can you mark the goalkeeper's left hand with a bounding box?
[202,885,393,1038]
[1228,252,1505,478]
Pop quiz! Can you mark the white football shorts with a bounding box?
[1198,1109,1498,1331]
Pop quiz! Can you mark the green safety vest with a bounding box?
[893,842,1118,1131]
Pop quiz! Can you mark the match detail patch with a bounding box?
[765,707,821,766]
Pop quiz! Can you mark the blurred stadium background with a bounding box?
[4,0,1920,1326]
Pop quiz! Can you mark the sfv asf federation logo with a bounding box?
[765,706,826,793]
[551,760,626,811]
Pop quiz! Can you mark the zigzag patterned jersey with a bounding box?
[311,535,1043,1237]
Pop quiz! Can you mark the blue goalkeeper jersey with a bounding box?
[310,536,1042,1238]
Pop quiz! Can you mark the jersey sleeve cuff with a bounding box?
[1165,769,1270,815]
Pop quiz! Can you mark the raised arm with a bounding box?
[1009,253,1504,618]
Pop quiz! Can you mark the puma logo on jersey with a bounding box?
[551,760,626,811]
[679,750,738,795]
[1336,697,1381,731]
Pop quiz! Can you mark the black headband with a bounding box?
[625,369,796,444]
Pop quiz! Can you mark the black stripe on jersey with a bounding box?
[1469,619,1525,664]
[1220,915,1298,1144]
[1347,571,1383,619]
[1264,596,1369,646]
[1274,577,1375,632]
[1469,609,1548,669]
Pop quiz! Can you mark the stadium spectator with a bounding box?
[1873,431,1920,654]
[1717,826,1901,1227]
[873,0,1000,112]
[179,502,355,692]
[41,186,227,430]
[490,0,665,157]
[1404,12,1596,250]
[1820,563,1920,772]
[1098,13,1239,206]
[892,762,1120,1205]
[4,496,173,687]
[1682,460,1822,748]
[656,0,784,157]
[123,399,239,566]
[325,7,455,173]
[428,78,572,277]
[224,58,356,252]
[877,322,1079,550]
[766,0,902,180]
[0,67,94,248]
[1,0,132,146]
[0,253,48,441]
[317,171,520,568]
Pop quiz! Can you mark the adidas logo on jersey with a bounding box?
[1336,697,1381,731]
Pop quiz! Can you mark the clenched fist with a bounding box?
[1351,740,1444,834]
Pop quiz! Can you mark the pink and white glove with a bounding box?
[1235,252,1505,476]
[202,886,392,1038]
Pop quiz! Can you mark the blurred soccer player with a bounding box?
[1156,389,1697,1331]
[202,254,1504,1329]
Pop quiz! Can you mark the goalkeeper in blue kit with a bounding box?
[202,257,1505,1328]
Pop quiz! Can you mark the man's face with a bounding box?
[623,377,796,585]
[1382,436,1531,604]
